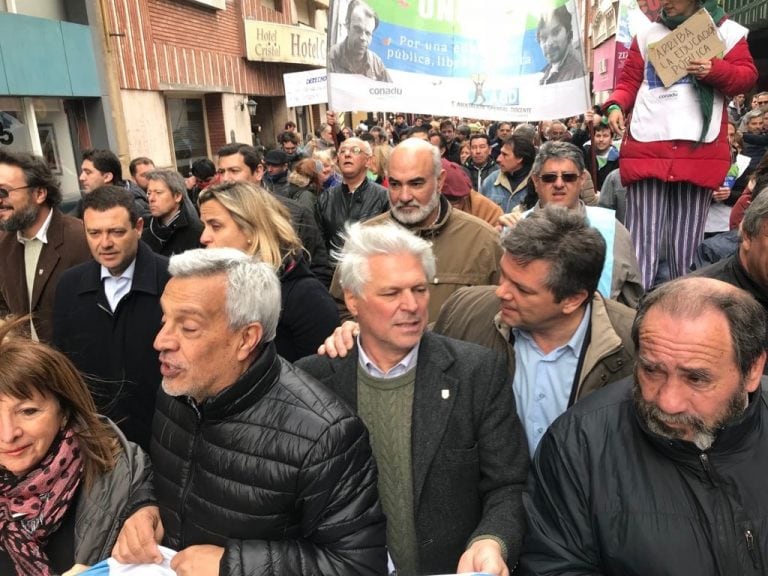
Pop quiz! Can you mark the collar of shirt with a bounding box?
[100,257,137,283]
[357,336,420,379]
[101,258,137,312]
[513,302,591,358]
[512,303,591,454]
[16,207,53,245]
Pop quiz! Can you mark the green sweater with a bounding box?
[357,365,419,575]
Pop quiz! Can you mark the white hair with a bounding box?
[168,248,281,341]
[335,221,436,296]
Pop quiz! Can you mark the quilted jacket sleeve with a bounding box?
[604,37,644,114]
[219,415,387,576]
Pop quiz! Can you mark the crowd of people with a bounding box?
[1,1,768,573]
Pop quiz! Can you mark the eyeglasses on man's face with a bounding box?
[338,146,366,156]
[0,185,31,199]
[538,172,580,184]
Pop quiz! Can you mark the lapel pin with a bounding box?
[38,269,44,275]
[441,389,450,400]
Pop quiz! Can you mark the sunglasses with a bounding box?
[0,185,31,199]
[538,172,580,184]
[338,146,366,156]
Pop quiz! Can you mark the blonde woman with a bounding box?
[198,182,339,361]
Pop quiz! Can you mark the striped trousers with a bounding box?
[626,179,713,290]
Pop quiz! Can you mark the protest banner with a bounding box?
[283,69,328,108]
[647,8,725,87]
[326,0,590,121]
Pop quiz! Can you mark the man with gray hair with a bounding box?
[520,277,768,575]
[501,140,642,307]
[692,187,768,321]
[113,248,386,575]
[331,137,502,320]
[141,169,203,256]
[299,221,528,576]
[315,136,389,252]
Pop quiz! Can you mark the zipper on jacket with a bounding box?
[699,453,717,486]
[179,399,202,546]
[745,529,759,569]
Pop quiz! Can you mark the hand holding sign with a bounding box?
[647,8,725,87]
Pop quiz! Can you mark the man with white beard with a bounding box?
[330,138,502,320]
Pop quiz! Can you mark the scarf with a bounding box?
[659,0,727,144]
[0,428,84,576]
[148,210,183,248]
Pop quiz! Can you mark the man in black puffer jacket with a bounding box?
[112,247,386,576]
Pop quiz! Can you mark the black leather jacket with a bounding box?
[315,178,389,252]
[151,342,387,576]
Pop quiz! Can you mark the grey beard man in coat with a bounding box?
[297,221,529,576]
[111,248,386,576]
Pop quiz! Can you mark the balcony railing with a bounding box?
[725,0,768,28]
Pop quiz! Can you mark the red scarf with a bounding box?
[0,428,83,575]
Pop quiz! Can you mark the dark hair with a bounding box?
[631,278,768,378]
[191,158,216,180]
[0,149,61,207]
[439,119,455,131]
[456,124,471,139]
[537,4,574,44]
[345,0,379,30]
[216,143,263,173]
[360,133,376,145]
[593,123,613,134]
[82,149,123,183]
[428,130,447,150]
[284,120,296,130]
[128,156,154,177]
[501,206,606,302]
[407,125,431,139]
[469,133,491,146]
[502,134,536,168]
[278,131,300,145]
[82,185,140,227]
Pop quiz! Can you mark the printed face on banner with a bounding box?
[326,0,590,122]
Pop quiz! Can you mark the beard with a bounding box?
[391,192,440,226]
[0,203,38,232]
[632,376,748,451]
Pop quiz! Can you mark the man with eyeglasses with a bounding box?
[501,141,643,308]
[315,137,389,252]
[328,138,502,321]
[0,150,90,341]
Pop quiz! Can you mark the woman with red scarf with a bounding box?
[606,0,757,289]
[0,317,152,575]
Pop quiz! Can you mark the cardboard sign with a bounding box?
[647,8,725,88]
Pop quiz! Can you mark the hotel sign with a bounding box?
[244,21,326,67]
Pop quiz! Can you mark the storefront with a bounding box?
[0,11,107,202]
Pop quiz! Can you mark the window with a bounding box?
[167,98,208,176]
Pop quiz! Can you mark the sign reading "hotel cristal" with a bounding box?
[244,20,326,67]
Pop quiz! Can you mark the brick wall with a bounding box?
[106,0,298,94]
[205,93,226,153]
